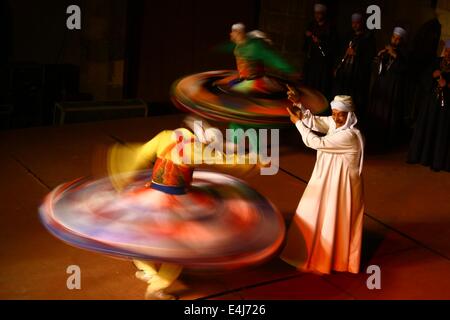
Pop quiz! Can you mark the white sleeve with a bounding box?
[295,120,356,153]
[295,103,332,133]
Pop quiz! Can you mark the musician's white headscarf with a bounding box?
[314,4,327,13]
[393,27,407,38]
[351,13,363,22]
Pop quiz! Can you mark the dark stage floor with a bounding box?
[0,114,449,299]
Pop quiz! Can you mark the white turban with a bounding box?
[231,23,245,32]
[314,3,327,13]
[393,27,407,38]
[351,13,363,22]
[297,95,364,174]
[247,30,273,45]
[330,95,355,112]
[445,39,450,49]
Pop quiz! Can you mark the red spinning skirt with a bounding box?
[39,170,285,271]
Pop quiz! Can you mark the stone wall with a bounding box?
[79,0,127,100]
[7,0,127,101]
[258,0,314,70]
[437,0,450,48]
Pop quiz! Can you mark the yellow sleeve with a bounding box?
[107,130,171,190]
[194,145,263,178]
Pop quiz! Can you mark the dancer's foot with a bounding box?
[135,270,153,282]
[145,289,177,300]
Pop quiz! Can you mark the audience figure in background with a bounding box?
[407,39,450,172]
[365,27,409,151]
[333,13,376,120]
[302,3,337,101]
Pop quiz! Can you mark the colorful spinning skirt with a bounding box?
[39,170,285,271]
[171,70,329,126]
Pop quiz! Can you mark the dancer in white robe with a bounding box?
[281,93,365,274]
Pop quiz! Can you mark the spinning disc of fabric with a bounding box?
[39,170,285,270]
[171,70,329,126]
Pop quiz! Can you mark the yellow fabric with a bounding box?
[133,260,158,276]
[146,263,183,293]
[108,129,261,190]
[114,129,263,294]
[134,259,183,293]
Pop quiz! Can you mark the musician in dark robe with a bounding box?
[302,3,337,101]
[333,13,376,119]
[365,27,409,151]
[407,40,450,172]
[405,17,441,130]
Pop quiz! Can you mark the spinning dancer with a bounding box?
[39,118,285,299]
[218,22,297,150]
[215,22,297,95]
[172,23,327,154]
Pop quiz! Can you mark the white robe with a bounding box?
[281,115,365,274]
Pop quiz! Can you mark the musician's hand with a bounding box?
[377,48,387,56]
[287,85,301,104]
[433,70,441,78]
[346,47,356,56]
[386,45,397,58]
[286,106,301,124]
[305,31,312,37]
[312,35,319,43]
[438,78,446,88]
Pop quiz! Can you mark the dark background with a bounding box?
[0,0,443,129]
